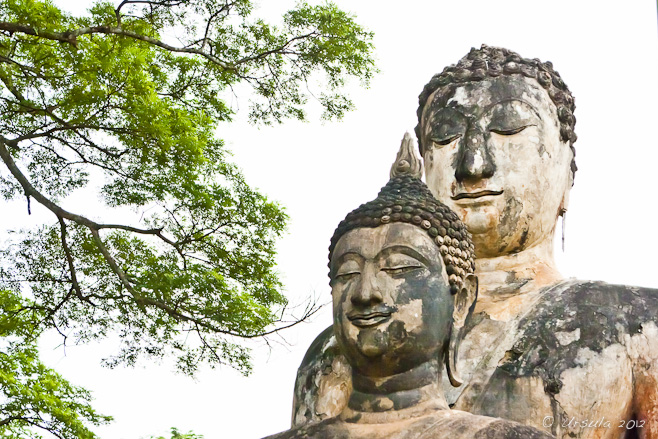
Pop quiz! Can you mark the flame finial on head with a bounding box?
[390,132,423,180]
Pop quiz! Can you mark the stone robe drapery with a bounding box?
[268,409,554,439]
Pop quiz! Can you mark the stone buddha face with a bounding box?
[420,76,573,258]
[330,222,471,378]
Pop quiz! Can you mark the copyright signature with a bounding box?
[542,416,644,429]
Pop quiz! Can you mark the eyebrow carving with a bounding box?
[330,251,363,278]
[427,106,469,124]
[376,245,431,268]
[427,98,542,133]
[484,98,542,120]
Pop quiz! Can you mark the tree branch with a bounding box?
[0,22,235,71]
[87,225,321,339]
[58,216,92,305]
[234,30,319,65]
[88,227,141,299]
[0,416,23,427]
[0,136,175,242]
[1,134,321,344]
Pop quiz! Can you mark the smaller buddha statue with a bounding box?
[264,138,554,439]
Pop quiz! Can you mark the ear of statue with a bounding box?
[561,145,573,213]
[390,132,423,179]
[446,274,478,387]
[560,185,570,251]
[559,189,570,217]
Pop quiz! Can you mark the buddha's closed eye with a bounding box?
[490,125,533,135]
[381,265,422,277]
[381,254,424,278]
[431,134,461,146]
[335,259,361,281]
[335,271,360,281]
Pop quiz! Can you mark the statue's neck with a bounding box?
[474,234,563,320]
[341,359,448,424]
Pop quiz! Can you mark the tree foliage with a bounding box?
[0,289,112,439]
[150,427,204,439]
[0,0,376,374]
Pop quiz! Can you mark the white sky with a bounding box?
[1,1,658,438]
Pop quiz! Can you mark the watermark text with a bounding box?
[542,416,645,430]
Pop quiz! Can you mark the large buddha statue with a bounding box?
[264,166,554,439]
[292,46,658,439]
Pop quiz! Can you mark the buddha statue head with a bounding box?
[328,136,477,388]
[415,45,576,258]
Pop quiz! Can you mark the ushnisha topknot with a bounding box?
[329,134,474,294]
[415,44,577,181]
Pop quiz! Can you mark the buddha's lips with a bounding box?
[452,189,503,200]
[348,307,395,328]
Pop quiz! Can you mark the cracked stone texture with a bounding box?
[291,280,658,439]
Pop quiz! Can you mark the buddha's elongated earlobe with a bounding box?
[446,324,463,387]
[446,274,478,388]
[559,184,570,251]
[561,208,567,252]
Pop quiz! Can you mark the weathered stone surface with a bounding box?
[290,45,658,438]
[421,74,572,260]
[268,153,554,438]
[293,281,658,438]
[459,280,658,438]
[292,326,351,427]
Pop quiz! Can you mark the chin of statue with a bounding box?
[356,328,390,358]
[350,336,440,378]
[471,228,538,259]
[462,203,548,258]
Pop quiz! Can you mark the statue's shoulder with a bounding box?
[292,325,350,428]
[546,278,658,300]
[298,325,337,370]
[530,279,658,329]
[497,279,658,384]
[512,279,658,351]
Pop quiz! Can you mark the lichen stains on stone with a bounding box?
[462,280,658,438]
[555,328,580,346]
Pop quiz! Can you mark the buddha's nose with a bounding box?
[351,267,383,306]
[455,127,496,182]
